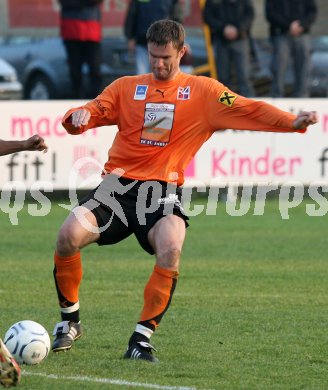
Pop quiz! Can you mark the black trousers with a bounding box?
[63,40,102,99]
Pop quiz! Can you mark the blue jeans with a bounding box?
[215,38,254,97]
[270,34,311,97]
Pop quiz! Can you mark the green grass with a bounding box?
[0,199,328,389]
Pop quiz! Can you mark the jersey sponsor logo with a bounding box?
[177,86,190,100]
[218,91,237,107]
[134,85,148,100]
[146,103,174,111]
[146,112,157,121]
[140,103,175,147]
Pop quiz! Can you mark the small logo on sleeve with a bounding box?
[218,91,237,107]
[134,85,148,100]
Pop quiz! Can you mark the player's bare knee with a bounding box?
[156,247,181,270]
[56,225,80,255]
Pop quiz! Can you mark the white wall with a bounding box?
[0,99,327,192]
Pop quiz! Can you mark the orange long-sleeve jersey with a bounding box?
[62,72,304,186]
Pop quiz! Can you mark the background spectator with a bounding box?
[124,0,183,75]
[265,0,317,97]
[203,0,255,97]
[58,0,103,99]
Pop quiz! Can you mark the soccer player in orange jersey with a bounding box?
[52,19,318,362]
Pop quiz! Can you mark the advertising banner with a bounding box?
[0,99,327,193]
[187,98,328,186]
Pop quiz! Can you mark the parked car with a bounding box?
[0,57,22,99]
[0,36,135,99]
[0,34,327,99]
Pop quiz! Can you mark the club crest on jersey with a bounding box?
[146,112,156,121]
[134,85,148,100]
[177,86,190,100]
[218,91,237,107]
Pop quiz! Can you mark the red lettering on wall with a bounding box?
[323,114,328,133]
[185,158,195,177]
[212,148,302,177]
[11,116,98,138]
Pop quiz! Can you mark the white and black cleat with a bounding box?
[124,341,159,363]
[52,321,82,352]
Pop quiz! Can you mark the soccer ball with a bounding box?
[3,320,50,365]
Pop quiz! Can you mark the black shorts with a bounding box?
[78,176,189,255]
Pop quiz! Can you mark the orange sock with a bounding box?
[53,251,82,308]
[139,265,179,331]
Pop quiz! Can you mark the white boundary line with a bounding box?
[23,371,215,390]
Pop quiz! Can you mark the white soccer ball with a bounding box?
[4,320,50,365]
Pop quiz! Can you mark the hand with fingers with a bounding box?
[71,109,91,128]
[24,134,48,153]
[293,111,318,130]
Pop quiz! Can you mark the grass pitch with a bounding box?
[0,198,328,389]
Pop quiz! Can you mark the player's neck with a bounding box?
[152,70,182,85]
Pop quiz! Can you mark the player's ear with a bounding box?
[178,45,187,60]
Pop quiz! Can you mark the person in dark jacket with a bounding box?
[265,0,317,97]
[124,0,183,74]
[203,0,255,97]
[58,0,103,99]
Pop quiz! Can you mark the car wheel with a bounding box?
[25,74,55,100]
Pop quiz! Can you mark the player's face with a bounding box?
[148,42,186,81]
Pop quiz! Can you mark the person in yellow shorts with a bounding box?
[51,19,318,362]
